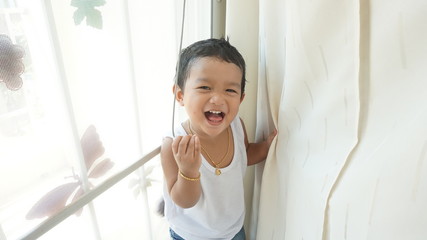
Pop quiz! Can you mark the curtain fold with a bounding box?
[225,1,260,237]
[326,0,427,239]
[249,0,285,239]
[256,0,360,239]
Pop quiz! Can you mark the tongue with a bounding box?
[206,112,223,122]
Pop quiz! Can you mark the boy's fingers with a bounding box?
[177,135,192,156]
[186,135,195,157]
[194,135,200,156]
[267,129,278,144]
[190,135,201,158]
[270,129,277,137]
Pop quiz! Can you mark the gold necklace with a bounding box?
[188,123,230,176]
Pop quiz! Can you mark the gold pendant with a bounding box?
[215,168,221,175]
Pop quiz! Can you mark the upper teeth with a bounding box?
[209,111,222,114]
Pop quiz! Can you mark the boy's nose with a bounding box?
[209,93,225,105]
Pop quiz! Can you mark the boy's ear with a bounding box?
[240,93,245,103]
[173,85,184,106]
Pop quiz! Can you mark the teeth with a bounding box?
[209,111,222,114]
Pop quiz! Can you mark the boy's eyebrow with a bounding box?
[195,78,241,88]
[195,78,210,83]
[228,82,242,89]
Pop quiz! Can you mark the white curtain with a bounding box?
[228,0,427,239]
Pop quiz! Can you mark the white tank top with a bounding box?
[163,116,247,240]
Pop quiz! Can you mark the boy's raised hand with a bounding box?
[266,129,278,147]
[171,135,201,178]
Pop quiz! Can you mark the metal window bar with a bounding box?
[19,146,161,240]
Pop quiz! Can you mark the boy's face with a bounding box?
[175,57,245,138]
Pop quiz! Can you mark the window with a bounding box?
[0,1,210,239]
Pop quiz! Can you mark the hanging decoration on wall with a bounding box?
[70,0,106,29]
[0,34,25,90]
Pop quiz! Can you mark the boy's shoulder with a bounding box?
[162,120,189,139]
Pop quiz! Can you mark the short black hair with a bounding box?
[175,38,246,96]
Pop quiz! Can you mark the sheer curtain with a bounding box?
[228,0,427,239]
[0,0,209,239]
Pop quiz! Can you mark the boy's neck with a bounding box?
[184,120,228,143]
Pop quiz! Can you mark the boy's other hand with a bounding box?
[266,129,278,147]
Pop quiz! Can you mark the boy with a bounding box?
[161,38,276,240]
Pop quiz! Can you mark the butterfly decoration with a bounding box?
[26,125,114,219]
[127,164,157,199]
[127,161,164,216]
[71,0,106,29]
[0,34,25,91]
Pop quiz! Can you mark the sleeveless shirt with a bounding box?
[163,116,248,240]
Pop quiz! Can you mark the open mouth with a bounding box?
[204,110,225,123]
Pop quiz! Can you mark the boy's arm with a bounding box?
[240,119,277,166]
[161,135,202,208]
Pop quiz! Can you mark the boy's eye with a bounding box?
[226,89,238,94]
[198,86,210,90]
